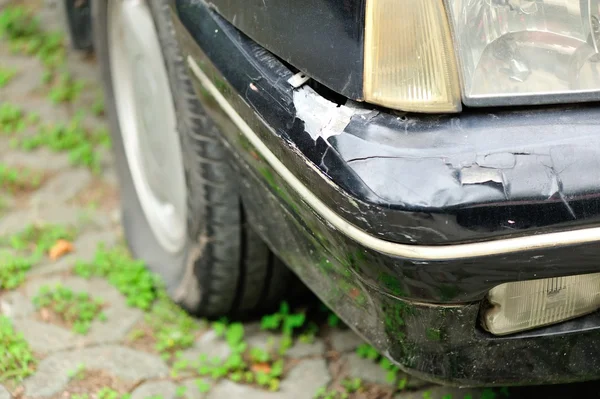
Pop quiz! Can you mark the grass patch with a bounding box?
[0,66,16,88]
[171,322,285,393]
[33,284,106,334]
[48,71,84,104]
[171,303,318,393]
[74,246,158,310]
[0,315,36,382]
[0,251,35,290]
[2,223,76,258]
[0,163,43,192]
[0,103,25,134]
[76,246,200,356]
[92,93,105,117]
[0,6,66,74]
[14,115,110,173]
[354,343,408,391]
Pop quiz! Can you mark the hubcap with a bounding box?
[108,0,187,253]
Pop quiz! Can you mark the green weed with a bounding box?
[33,284,106,335]
[0,103,24,134]
[97,387,130,399]
[172,321,284,392]
[261,301,306,355]
[145,290,199,355]
[67,363,86,380]
[0,163,43,192]
[92,94,105,116]
[76,245,199,356]
[0,315,36,382]
[0,6,39,41]
[74,245,158,310]
[0,66,16,88]
[48,72,84,104]
[175,385,187,397]
[2,223,76,258]
[355,343,407,391]
[17,116,107,173]
[314,387,349,399]
[0,251,35,290]
[0,6,66,70]
[195,379,211,393]
[341,377,363,393]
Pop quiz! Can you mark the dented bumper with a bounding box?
[174,0,600,386]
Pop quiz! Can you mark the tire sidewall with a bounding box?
[92,0,191,294]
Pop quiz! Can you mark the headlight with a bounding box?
[446,0,600,107]
[483,273,600,335]
[363,0,462,113]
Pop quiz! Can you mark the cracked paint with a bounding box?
[293,86,370,141]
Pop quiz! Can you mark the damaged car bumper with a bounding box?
[172,0,600,386]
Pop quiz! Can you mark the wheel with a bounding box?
[60,0,94,52]
[92,0,292,317]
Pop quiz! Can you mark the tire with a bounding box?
[60,0,94,52]
[92,0,291,317]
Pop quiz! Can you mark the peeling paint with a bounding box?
[293,86,370,141]
[460,165,504,186]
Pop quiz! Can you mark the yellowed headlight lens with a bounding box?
[483,274,600,336]
[364,0,461,113]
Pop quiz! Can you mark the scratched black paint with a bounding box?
[206,0,365,100]
[173,0,600,385]
[178,0,600,247]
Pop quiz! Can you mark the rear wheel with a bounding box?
[93,0,292,317]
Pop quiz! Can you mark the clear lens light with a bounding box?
[483,273,600,335]
[364,0,462,113]
[447,0,600,106]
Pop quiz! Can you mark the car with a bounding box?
[64,0,600,387]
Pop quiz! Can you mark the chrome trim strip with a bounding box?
[188,56,598,261]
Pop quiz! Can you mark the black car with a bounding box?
[65,0,600,387]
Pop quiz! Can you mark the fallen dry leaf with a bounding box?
[250,363,272,374]
[40,308,50,321]
[49,239,74,260]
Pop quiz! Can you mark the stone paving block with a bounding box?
[181,330,232,364]
[0,55,44,101]
[28,254,77,277]
[330,329,364,353]
[0,205,87,235]
[70,230,119,261]
[0,148,72,172]
[13,318,79,354]
[24,345,169,397]
[0,384,10,399]
[131,380,177,399]
[66,52,100,84]
[286,339,325,358]
[0,291,35,319]
[245,331,280,352]
[30,169,93,205]
[15,275,142,348]
[181,378,212,399]
[279,359,331,398]
[84,302,144,345]
[207,359,331,399]
[24,276,122,301]
[343,353,391,386]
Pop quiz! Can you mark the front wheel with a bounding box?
[93,0,292,317]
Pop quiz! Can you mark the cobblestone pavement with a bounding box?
[1,1,600,399]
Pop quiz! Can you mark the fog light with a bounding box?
[363,0,461,113]
[483,274,600,335]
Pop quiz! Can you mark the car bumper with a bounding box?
[173,0,600,386]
